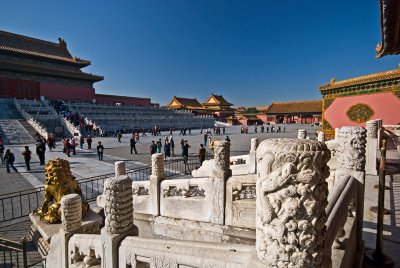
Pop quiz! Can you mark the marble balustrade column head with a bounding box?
[366,120,379,139]
[61,194,82,232]
[298,129,307,139]
[256,138,331,267]
[151,153,165,178]
[336,126,367,172]
[250,138,259,152]
[317,131,325,143]
[103,162,133,234]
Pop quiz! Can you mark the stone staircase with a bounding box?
[0,99,37,144]
[0,120,36,144]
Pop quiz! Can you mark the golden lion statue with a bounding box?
[34,158,89,223]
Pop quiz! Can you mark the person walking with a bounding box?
[203,133,208,147]
[198,144,206,166]
[156,139,162,153]
[164,138,171,160]
[182,140,190,173]
[97,141,104,161]
[170,136,175,157]
[87,135,92,149]
[71,138,77,155]
[150,141,157,155]
[117,132,122,143]
[4,149,17,173]
[0,141,4,164]
[22,146,31,171]
[80,136,85,149]
[36,141,46,165]
[130,135,138,154]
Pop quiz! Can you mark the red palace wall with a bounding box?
[0,77,40,99]
[40,82,95,101]
[324,92,400,128]
[95,94,152,107]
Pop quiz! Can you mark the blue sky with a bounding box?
[1,1,398,106]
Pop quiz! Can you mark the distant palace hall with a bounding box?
[0,30,152,106]
[166,94,234,118]
[320,67,400,138]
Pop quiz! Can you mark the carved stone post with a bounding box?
[365,120,379,175]
[249,138,259,174]
[256,139,331,267]
[101,161,134,268]
[211,140,231,225]
[47,194,83,268]
[150,153,165,216]
[335,126,366,258]
[317,131,325,143]
[297,129,307,139]
[334,128,340,139]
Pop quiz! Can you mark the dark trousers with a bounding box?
[98,152,103,161]
[88,143,92,149]
[25,158,31,170]
[130,146,137,154]
[38,153,45,165]
[6,162,18,173]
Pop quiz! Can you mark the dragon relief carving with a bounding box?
[256,139,330,267]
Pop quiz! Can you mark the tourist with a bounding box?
[180,138,185,151]
[36,141,46,165]
[0,140,4,164]
[65,139,72,157]
[255,126,258,133]
[223,127,225,134]
[170,136,175,157]
[150,141,157,155]
[22,146,31,171]
[203,133,208,146]
[87,135,92,149]
[283,126,286,132]
[130,135,138,154]
[266,126,269,133]
[80,136,85,149]
[47,135,55,151]
[182,140,190,166]
[4,149,17,173]
[225,136,231,142]
[142,128,147,136]
[97,141,104,161]
[261,125,264,133]
[198,144,206,166]
[156,139,162,153]
[71,138,77,155]
[117,132,122,143]
[164,138,171,160]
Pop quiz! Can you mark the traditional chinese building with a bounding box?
[265,100,322,124]
[0,30,153,106]
[201,94,234,118]
[0,30,103,101]
[320,68,400,138]
[166,96,208,114]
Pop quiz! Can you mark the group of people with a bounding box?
[241,124,286,134]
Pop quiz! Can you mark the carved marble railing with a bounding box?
[118,236,256,268]
[192,138,257,177]
[160,177,212,222]
[225,174,256,229]
[68,234,102,268]
[322,126,366,267]
[14,98,49,139]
